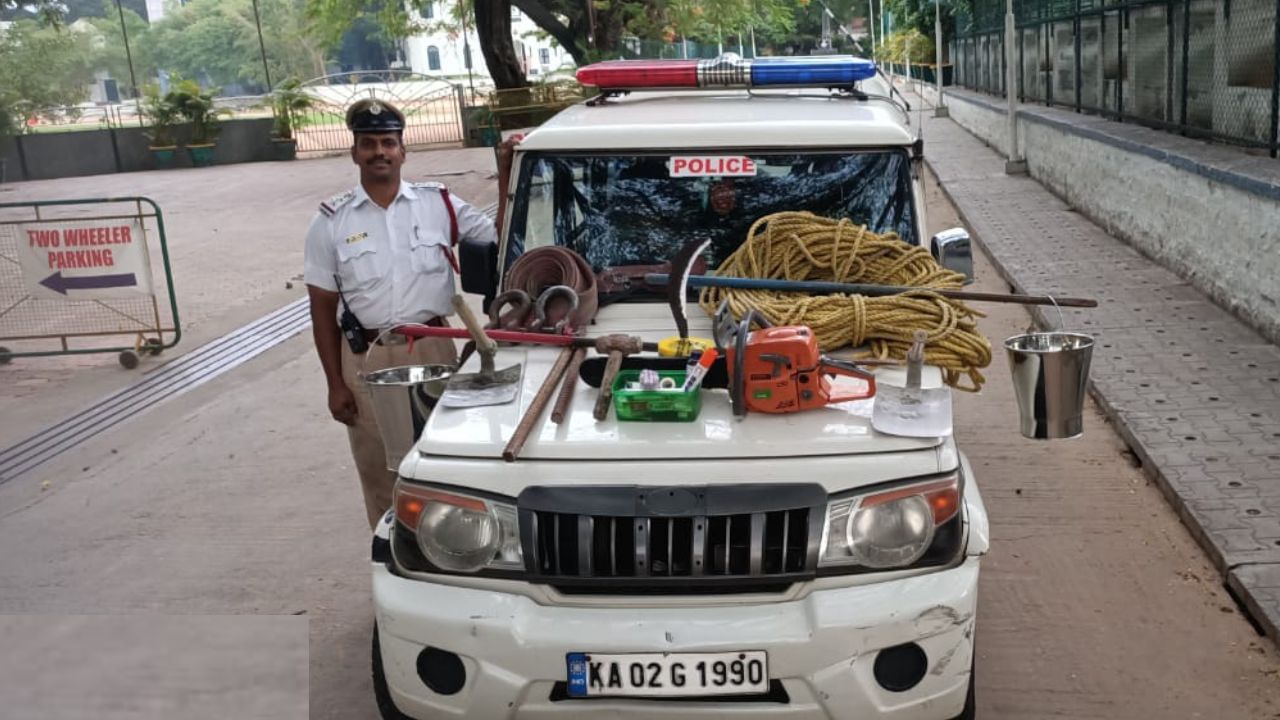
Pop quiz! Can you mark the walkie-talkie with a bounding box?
[334,274,369,354]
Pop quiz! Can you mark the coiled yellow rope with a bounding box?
[698,212,992,391]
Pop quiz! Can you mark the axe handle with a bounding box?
[552,347,586,424]
[593,351,625,421]
[504,346,575,463]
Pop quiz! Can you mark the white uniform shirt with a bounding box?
[303,180,496,327]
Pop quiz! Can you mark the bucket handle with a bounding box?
[1026,294,1067,334]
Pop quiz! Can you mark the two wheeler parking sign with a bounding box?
[19,219,155,300]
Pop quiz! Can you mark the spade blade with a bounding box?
[440,364,523,408]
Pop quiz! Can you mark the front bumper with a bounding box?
[373,556,978,719]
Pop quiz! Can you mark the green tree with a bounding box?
[883,0,963,52]
[1,0,149,23]
[789,0,868,54]
[0,18,98,135]
[149,0,329,91]
[878,27,934,64]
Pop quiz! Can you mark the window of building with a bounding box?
[427,45,441,71]
[539,48,550,66]
[423,2,434,19]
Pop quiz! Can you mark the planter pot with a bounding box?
[149,145,178,169]
[272,138,298,161]
[186,143,217,167]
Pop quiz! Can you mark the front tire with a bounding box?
[372,624,413,720]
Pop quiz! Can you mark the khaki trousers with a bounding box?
[340,336,457,530]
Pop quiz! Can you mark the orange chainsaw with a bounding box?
[714,302,877,418]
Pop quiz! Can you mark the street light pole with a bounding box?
[460,0,476,102]
[251,0,272,92]
[935,0,948,117]
[1004,0,1026,173]
[114,0,141,126]
[868,0,876,55]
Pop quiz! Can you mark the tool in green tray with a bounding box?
[612,370,701,422]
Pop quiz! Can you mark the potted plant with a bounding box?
[141,83,180,168]
[269,78,313,161]
[169,79,229,167]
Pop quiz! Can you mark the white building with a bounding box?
[402,1,576,83]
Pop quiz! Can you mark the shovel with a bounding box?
[439,295,522,408]
[871,330,953,438]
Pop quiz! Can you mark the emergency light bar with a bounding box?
[576,54,877,92]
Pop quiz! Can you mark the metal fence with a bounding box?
[295,71,465,154]
[952,0,1280,157]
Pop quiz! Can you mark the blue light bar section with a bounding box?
[749,57,877,87]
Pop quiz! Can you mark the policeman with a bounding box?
[303,98,497,530]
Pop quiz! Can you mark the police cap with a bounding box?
[346,98,405,134]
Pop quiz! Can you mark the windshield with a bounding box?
[506,150,917,284]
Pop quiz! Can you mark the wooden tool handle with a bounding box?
[452,295,497,356]
[593,351,624,421]
[552,347,586,424]
[504,346,575,463]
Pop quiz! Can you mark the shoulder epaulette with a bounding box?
[319,190,355,217]
[410,181,447,192]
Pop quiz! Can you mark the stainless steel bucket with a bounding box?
[1004,332,1094,440]
[363,364,455,471]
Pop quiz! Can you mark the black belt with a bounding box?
[363,316,446,345]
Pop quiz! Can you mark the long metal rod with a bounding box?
[935,0,946,105]
[646,273,1099,308]
[1117,9,1125,117]
[1179,0,1190,130]
[1074,0,1082,112]
[115,0,141,126]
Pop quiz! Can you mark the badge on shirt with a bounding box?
[344,231,369,245]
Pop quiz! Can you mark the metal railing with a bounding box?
[951,0,1280,157]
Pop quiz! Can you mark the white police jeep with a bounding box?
[372,55,987,720]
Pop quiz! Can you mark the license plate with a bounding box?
[566,651,768,698]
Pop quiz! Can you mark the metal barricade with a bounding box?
[0,197,180,368]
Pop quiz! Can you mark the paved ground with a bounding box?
[0,615,308,719]
[2,144,1279,717]
[903,82,1280,646]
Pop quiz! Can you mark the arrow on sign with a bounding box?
[39,271,138,295]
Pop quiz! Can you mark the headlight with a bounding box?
[393,483,522,573]
[820,475,961,570]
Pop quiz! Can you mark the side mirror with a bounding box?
[931,228,973,284]
[459,235,498,309]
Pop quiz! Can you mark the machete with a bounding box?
[666,238,713,341]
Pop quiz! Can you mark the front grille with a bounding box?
[518,484,826,593]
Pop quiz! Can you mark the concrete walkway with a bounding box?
[907,85,1280,643]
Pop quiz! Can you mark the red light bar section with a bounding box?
[576,60,699,89]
